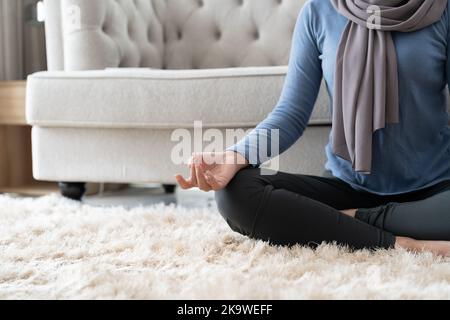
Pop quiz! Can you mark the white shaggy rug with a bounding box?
[1,194,450,300]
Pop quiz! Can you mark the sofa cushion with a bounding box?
[26,66,331,129]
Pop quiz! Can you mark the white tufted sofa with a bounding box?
[26,0,332,197]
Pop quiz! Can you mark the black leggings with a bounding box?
[215,168,450,250]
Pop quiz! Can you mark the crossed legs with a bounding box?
[215,168,450,254]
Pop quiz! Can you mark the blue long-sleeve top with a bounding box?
[230,0,450,195]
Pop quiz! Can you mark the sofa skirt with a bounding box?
[32,126,330,184]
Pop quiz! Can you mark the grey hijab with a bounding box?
[330,0,447,174]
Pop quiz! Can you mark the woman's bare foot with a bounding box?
[339,209,450,257]
[396,236,450,257]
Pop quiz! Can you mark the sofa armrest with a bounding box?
[47,0,165,71]
[61,0,121,70]
[44,0,64,70]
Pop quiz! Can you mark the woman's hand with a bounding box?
[175,151,248,192]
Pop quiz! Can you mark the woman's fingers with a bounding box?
[192,153,211,192]
[177,153,220,192]
[176,156,198,190]
[205,171,221,191]
[190,162,198,187]
[195,164,212,191]
[175,174,192,189]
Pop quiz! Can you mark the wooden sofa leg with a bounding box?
[59,182,86,201]
[163,184,176,194]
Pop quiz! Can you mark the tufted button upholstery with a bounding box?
[102,0,166,68]
[59,0,307,70]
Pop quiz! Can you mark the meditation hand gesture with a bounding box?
[175,151,248,192]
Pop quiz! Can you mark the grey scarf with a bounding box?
[330,0,447,174]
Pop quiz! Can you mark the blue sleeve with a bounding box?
[228,2,323,166]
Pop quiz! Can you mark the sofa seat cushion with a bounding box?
[26,66,331,129]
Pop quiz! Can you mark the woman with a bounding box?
[176,0,450,256]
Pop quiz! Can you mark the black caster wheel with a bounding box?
[59,182,86,201]
[163,184,176,194]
